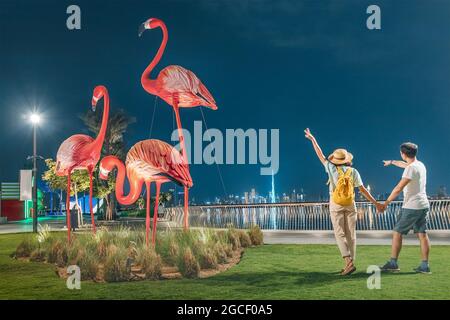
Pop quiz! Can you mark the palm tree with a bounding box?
[80,108,136,220]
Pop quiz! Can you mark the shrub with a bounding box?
[29,248,46,262]
[213,242,228,264]
[198,247,218,269]
[227,228,241,250]
[15,236,36,258]
[104,247,130,282]
[238,230,252,248]
[135,246,162,280]
[78,253,99,280]
[223,243,234,258]
[96,239,108,260]
[47,240,68,266]
[166,240,179,266]
[177,247,200,278]
[248,225,264,246]
[67,240,83,265]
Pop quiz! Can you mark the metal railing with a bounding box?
[165,200,450,231]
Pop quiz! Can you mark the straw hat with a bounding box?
[328,148,353,165]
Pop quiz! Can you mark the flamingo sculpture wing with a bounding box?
[56,85,110,241]
[139,17,217,229]
[100,139,192,246]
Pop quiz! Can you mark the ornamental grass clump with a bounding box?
[227,228,241,250]
[135,246,162,280]
[46,240,68,266]
[15,236,36,258]
[104,245,130,282]
[177,247,200,278]
[78,252,99,280]
[198,247,218,269]
[213,242,228,264]
[237,230,252,248]
[29,248,46,262]
[248,225,264,246]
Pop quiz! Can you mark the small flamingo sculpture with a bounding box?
[139,17,217,229]
[56,85,110,241]
[99,139,192,246]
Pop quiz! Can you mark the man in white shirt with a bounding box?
[379,142,431,274]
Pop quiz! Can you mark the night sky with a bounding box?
[0,0,449,201]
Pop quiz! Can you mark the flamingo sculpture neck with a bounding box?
[92,86,110,153]
[139,19,168,95]
[139,18,188,161]
[99,155,143,205]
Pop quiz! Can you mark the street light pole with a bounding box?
[32,122,38,233]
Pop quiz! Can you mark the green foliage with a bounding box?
[42,159,90,196]
[79,108,136,160]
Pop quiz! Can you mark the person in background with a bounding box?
[70,203,79,232]
[304,128,383,276]
[379,142,431,274]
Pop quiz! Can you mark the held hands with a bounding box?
[375,202,387,213]
[304,128,315,141]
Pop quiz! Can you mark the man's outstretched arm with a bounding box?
[304,128,326,165]
[383,160,408,168]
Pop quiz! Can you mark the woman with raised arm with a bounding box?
[304,128,382,276]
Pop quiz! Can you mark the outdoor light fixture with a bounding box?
[27,111,42,233]
[29,113,41,125]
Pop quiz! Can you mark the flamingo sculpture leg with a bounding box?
[66,172,71,242]
[152,181,161,245]
[88,166,96,233]
[100,139,192,246]
[145,181,151,246]
[55,86,110,238]
[139,18,218,229]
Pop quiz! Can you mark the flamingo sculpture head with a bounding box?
[138,18,163,37]
[92,85,109,111]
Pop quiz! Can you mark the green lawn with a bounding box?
[0,233,449,299]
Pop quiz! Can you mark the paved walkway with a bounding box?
[263,230,450,245]
[1,219,449,245]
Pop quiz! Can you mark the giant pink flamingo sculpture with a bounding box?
[56,85,110,241]
[99,139,192,246]
[138,17,217,229]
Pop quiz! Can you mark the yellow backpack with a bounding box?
[332,166,355,206]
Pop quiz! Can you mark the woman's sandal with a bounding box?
[341,262,356,276]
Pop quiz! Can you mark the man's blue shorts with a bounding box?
[394,208,429,235]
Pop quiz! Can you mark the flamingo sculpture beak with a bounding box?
[138,23,146,37]
[99,165,110,180]
[91,96,99,111]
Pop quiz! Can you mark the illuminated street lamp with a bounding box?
[29,112,41,233]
